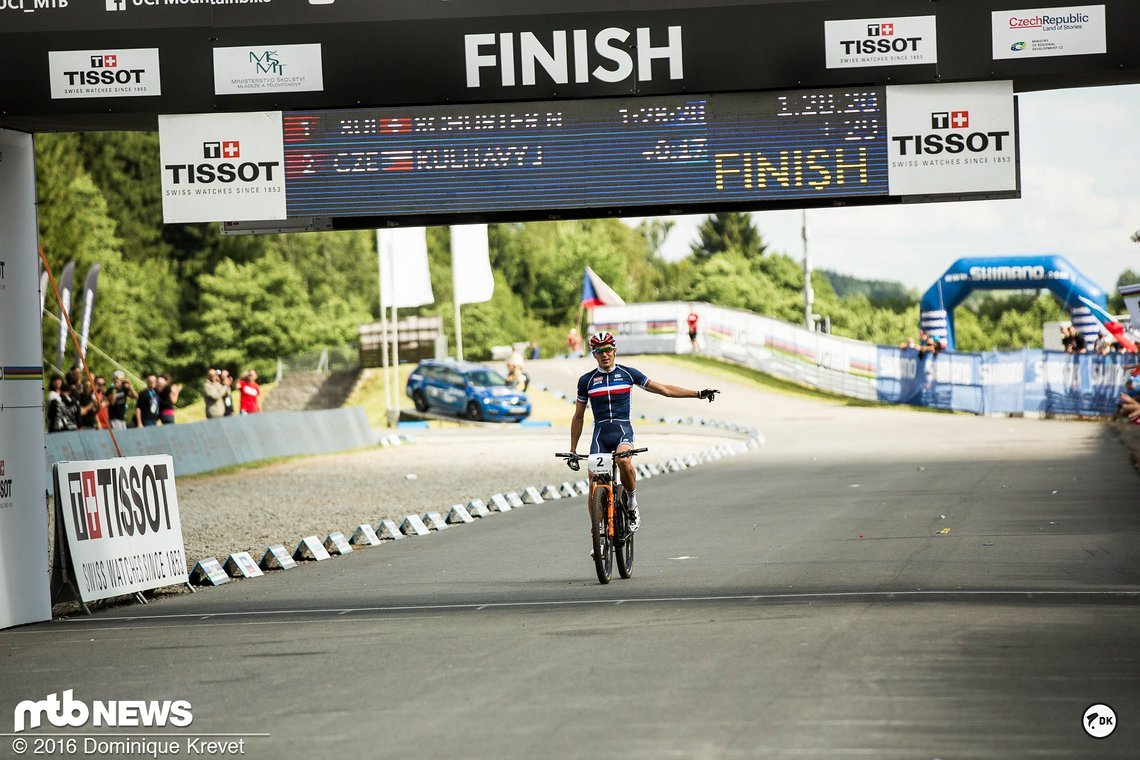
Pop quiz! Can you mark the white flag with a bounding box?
[378,227,434,308]
[451,224,495,305]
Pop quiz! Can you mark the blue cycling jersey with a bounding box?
[576,364,650,423]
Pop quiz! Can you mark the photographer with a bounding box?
[203,368,227,420]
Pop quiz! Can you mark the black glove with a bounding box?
[566,457,581,472]
[698,389,719,402]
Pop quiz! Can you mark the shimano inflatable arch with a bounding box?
[919,255,1108,350]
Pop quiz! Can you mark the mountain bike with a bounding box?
[555,447,647,584]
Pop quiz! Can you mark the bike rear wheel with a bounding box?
[590,486,613,584]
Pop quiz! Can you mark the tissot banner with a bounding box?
[48,48,162,100]
[159,111,286,223]
[886,81,1017,197]
[824,15,938,69]
[991,4,1107,60]
[213,43,324,95]
[54,455,188,603]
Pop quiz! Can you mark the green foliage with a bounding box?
[690,212,767,261]
[31,129,1136,393]
[822,269,917,313]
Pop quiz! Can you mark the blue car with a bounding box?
[406,359,531,422]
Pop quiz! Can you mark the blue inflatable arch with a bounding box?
[919,255,1108,350]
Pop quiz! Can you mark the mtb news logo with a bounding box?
[14,690,193,733]
[891,109,1011,156]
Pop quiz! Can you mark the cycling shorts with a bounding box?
[590,421,634,454]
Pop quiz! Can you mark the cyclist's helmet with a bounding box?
[589,331,616,350]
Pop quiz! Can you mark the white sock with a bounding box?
[627,491,637,509]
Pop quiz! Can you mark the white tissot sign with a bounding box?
[992,5,1106,60]
[0,129,51,630]
[824,15,938,69]
[48,48,161,100]
[54,455,189,603]
[159,112,286,223]
[886,81,1018,197]
[213,43,325,95]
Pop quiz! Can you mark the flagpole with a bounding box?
[377,232,392,425]
[388,245,400,426]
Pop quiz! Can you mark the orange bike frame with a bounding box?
[590,477,615,538]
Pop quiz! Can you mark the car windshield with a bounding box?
[466,369,509,387]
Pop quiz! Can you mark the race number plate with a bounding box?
[588,453,612,474]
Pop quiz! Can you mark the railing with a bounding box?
[592,302,1136,417]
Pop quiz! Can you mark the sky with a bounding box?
[632,83,1139,294]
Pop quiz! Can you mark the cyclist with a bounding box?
[567,331,718,531]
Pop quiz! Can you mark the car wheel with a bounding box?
[466,401,484,421]
[412,390,428,412]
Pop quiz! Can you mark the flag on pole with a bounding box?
[1077,294,1138,353]
[580,266,625,308]
[451,224,494,305]
[377,227,434,308]
[78,264,101,360]
[56,260,75,369]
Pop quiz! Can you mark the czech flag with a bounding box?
[580,266,625,308]
[1078,294,1139,361]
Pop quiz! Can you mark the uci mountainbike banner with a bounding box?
[52,455,189,604]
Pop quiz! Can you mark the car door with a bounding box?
[440,369,468,413]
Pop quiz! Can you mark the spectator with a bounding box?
[1094,330,1111,354]
[220,369,235,416]
[61,384,80,431]
[526,341,541,361]
[203,368,227,419]
[1071,328,1087,354]
[566,327,583,358]
[687,303,700,351]
[899,337,917,350]
[505,351,528,392]
[107,371,137,430]
[77,379,100,430]
[917,330,941,357]
[136,374,161,427]
[157,373,182,425]
[238,370,262,415]
[46,374,67,432]
[1120,391,1140,425]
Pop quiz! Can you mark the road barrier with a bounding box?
[44,407,374,482]
[592,302,1136,416]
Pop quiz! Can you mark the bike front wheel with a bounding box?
[615,500,634,579]
[590,486,613,584]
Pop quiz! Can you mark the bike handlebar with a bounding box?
[554,448,648,460]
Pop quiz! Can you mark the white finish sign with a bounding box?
[886,81,1018,197]
[213,43,324,95]
[159,112,286,223]
[49,48,161,100]
[825,16,938,69]
[54,455,188,603]
[992,5,1106,60]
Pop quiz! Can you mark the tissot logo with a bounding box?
[91,55,117,68]
[106,0,125,10]
[867,23,895,36]
[931,111,970,129]
[203,141,240,160]
[50,48,160,99]
[826,15,937,68]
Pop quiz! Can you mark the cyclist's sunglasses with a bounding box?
[592,346,616,355]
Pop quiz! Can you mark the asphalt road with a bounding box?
[2,357,1137,759]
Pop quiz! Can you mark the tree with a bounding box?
[690,212,767,261]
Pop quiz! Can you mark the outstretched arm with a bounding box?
[643,379,699,399]
[643,379,719,401]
